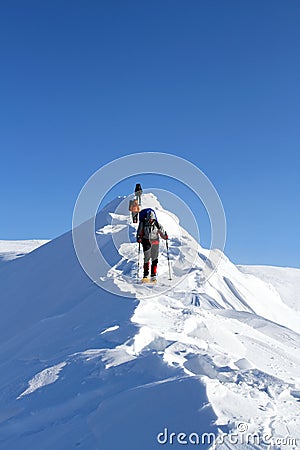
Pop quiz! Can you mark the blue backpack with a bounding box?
[139,208,157,223]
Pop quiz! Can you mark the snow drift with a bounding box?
[0,193,299,450]
[0,240,48,264]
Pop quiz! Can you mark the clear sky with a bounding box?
[0,0,299,267]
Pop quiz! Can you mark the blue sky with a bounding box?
[0,0,299,267]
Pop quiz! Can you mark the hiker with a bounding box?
[134,183,143,205]
[136,209,168,282]
[129,198,140,223]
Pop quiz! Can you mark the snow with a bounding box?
[96,224,127,234]
[0,193,299,450]
[100,325,120,334]
[17,362,67,399]
[0,240,49,262]
[238,264,300,311]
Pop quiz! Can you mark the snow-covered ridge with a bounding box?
[0,239,49,262]
[0,193,299,450]
[239,264,300,312]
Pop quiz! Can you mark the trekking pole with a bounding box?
[137,242,141,281]
[165,232,172,280]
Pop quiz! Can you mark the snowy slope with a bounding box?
[0,194,299,450]
[0,240,49,262]
[238,265,300,312]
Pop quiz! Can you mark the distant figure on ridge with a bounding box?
[134,183,143,205]
[129,198,140,224]
[137,208,168,283]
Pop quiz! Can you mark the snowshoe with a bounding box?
[141,277,150,283]
[150,276,157,283]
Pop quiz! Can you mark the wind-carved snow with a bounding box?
[0,193,299,450]
[17,362,67,399]
[96,193,300,448]
[96,224,127,234]
[100,325,120,334]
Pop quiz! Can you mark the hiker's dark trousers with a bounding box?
[142,239,159,264]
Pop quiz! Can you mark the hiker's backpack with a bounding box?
[128,199,134,211]
[132,200,140,213]
[139,208,157,223]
